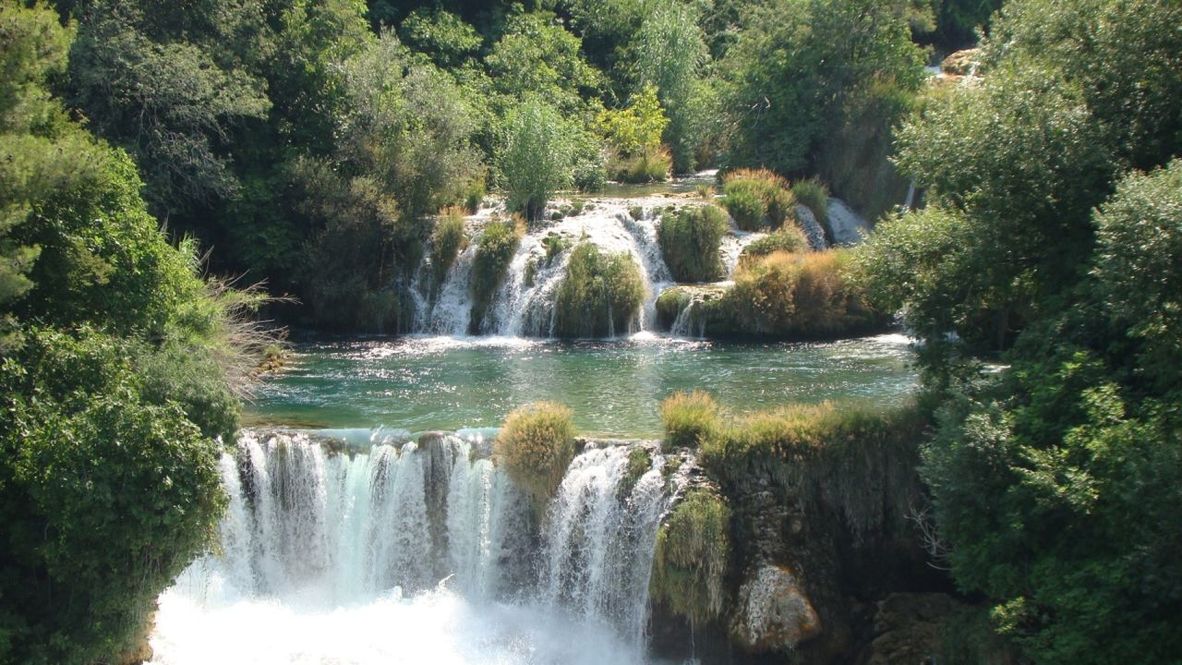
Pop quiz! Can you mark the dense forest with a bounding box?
[2,0,1180,663]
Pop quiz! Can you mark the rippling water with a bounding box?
[247,333,918,437]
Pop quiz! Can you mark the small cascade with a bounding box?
[411,199,678,337]
[168,430,673,657]
[669,298,706,338]
[542,445,667,644]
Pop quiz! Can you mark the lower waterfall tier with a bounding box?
[151,430,678,664]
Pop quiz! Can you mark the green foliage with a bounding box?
[0,8,246,660]
[598,84,668,157]
[398,8,482,68]
[984,0,1182,171]
[485,12,604,117]
[430,207,468,285]
[494,401,577,513]
[873,63,1114,353]
[718,250,885,340]
[553,243,645,338]
[651,488,731,624]
[499,98,576,220]
[660,390,721,451]
[790,178,829,226]
[739,228,808,265]
[630,0,711,173]
[470,219,522,333]
[719,0,926,182]
[611,148,672,184]
[67,0,271,215]
[0,328,226,665]
[292,159,403,333]
[722,169,795,231]
[658,205,728,282]
[1092,160,1182,386]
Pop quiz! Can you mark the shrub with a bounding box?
[651,488,731,624]
[739,228,809,265]
[500,99,575,221]
[430,207,467,284]
[722,169,796,230]
[722,249,884,339]
[661,390,721,451]
[470,219,522,333]
[462,176,485,213]
[658,205,728,282]
[494,402,576,512]
[553,243,646,338]
[610,147,672,183]
[791,178,830,231]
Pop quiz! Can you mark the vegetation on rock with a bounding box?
[739,228,809,265]
[721,169,795,231]
[469,219,522,333]
[553,243,645,338]
[651,488,732,625]
[494,402,577,514]
[429,207,467,286]
[660,390,721,451]
[658,205,728,282]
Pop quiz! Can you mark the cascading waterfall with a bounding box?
[414,200,678,337]
[155,430,673,664]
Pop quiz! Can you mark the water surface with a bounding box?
[248,333,917,437]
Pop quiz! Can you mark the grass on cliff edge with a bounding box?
[658,205,729,283]
[661,397,928,543]
[494,401,576,513]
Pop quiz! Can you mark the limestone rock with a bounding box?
[732,564,823,653]
[942,49,981,76]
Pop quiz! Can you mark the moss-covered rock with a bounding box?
[651,488,732,625]
[553,243,645,338]
[469,218,522,333]
[658,205,728,282]
[722,169,796,231]
[493,402,576,515]
[738,228,809,266]
[719,249,886,340]
[660,390,721,451]
[617,446,653,500]
[430,207,467,285]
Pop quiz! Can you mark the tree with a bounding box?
[630,0,710,172]
[499,98,576,220]
[719,0,925,207]
[0,4,249,662]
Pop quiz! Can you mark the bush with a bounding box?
[553,243,646,338]
[722,249,885,339]
[722,169,796,231]
[494,402,576,512]
[651,488,731,624]
[658,205,728,282]
[739,228,809,265]
[661,390,721,451]
[500,99,575,221]
[791,178,830,231]
[0,328,226,664]
[610,147,672,183]
[430,207,467,285]
[469,219,522,333]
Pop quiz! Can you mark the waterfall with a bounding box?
[411,200,675,337]
[162,430,671,661]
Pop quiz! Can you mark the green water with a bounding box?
[248,333,918,438]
